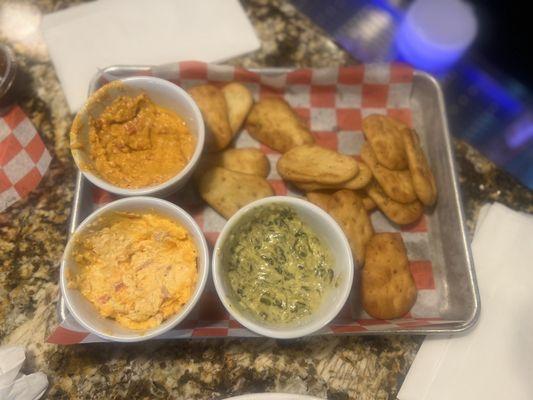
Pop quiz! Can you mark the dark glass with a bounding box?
[0,43,18,113]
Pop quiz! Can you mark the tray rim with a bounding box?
[60,63,480,336]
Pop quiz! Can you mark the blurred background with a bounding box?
[292,0,533,190]
[1,0,531,190]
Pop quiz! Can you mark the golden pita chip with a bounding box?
[222,82,253,134]
[306,191,334,212]
[366,181,423,226]
[362,114,408,170]
[199,147,270,178]
[355,190,377,211]
[291,160,372,192]
[329,190,374,266]
[198,167,273,219]
[402,129,437,206]
[361,143,417,203]
[188,84,232,152]
[277,144,359,185]
[246,97,314,153]
[361,233,417,319]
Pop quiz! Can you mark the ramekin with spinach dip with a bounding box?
[221,204,335,324]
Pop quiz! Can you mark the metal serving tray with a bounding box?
[58,65,479,336]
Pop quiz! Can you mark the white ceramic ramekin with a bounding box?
[60,196,209,342]
[212,196,354,339]
[70,76,205,197]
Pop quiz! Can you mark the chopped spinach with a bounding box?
[222,204,335,324]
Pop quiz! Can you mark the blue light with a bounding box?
[505,112,533,149]
[396,0,477,73]
[396,18,460,72]
[461,65,524,116]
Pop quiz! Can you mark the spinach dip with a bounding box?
[222,204,334,324]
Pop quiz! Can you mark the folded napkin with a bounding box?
[398,202,533,399]
[41,0,260,112]
[0,347,48,400]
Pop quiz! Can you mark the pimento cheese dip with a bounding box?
[70,212,198,330]
[88,94,195,188]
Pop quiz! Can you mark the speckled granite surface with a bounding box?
[0,0,531,399]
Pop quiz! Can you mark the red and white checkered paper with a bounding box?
[0,106,52,212]
[48,62,450,345]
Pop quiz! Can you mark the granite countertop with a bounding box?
[1,0,531,399]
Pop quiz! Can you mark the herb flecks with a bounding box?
[222,204,334,324]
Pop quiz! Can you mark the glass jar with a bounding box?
[0,43,18,112]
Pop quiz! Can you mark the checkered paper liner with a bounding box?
[0,106,52,212]
[48,62,452,345]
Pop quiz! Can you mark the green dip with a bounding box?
[222,204,334,324]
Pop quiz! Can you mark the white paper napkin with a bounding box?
[399,202,533,400]
[0,347,48,400]
[41,0,260,112]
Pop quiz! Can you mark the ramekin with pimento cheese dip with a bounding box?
[82,93,195,189]
[69,77,205,197]
[61,197,209,342]
[68,211,198,330]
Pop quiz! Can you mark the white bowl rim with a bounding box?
[75,76,205,196]
[222,394,323,400]
[60,196,210,342]
[212,196,354,339]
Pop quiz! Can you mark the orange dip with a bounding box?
[88,94,195,188]
[70,212,198,330]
